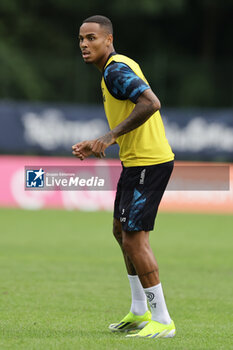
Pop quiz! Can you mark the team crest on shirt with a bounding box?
[101,87,106,102]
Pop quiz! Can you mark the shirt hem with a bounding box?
[122,155,175,167]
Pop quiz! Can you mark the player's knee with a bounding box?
[113,219,122,245]
[122,234,136,256]
[122,231,149,257]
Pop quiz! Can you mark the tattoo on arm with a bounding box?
[111,101,157,139]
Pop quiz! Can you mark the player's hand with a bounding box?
[72,140,95,160]
[91,131,116,158]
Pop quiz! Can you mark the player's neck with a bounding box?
[95,48,115,72]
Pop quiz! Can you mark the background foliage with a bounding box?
[0,0,232,106]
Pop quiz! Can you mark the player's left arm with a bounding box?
[111,88,160,137]
[72,63,160,159]
[90,88,160,157]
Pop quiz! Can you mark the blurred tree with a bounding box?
[0,0,232,106]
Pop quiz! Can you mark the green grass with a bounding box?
[0,209,232,350]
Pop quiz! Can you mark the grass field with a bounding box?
[0,209,232,350]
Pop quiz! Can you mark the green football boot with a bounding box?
[109,310,151,332]
[126,319,176,338]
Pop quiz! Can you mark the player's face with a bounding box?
[79,22,113,69]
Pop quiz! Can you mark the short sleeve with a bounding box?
[103,62,150,103]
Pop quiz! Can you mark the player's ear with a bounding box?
[106,34,113,46]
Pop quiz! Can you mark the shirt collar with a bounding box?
[102,51,117,71]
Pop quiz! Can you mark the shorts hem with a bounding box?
[122,225,155,232]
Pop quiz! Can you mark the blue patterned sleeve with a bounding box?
[103,62,150,103]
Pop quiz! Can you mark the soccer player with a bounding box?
[72,15,176,339]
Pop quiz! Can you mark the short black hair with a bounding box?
[82,15,113,35]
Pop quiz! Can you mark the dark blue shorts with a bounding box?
[114,161,174,232]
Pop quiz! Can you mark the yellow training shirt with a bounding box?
[101,54,174,167]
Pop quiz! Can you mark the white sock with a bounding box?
[128,275,148,316]
[144,283,171,324]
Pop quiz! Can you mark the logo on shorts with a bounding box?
[120,208,126,222]
[145,291,155,302]
[26,168,45,188]
[139,169,146,184]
